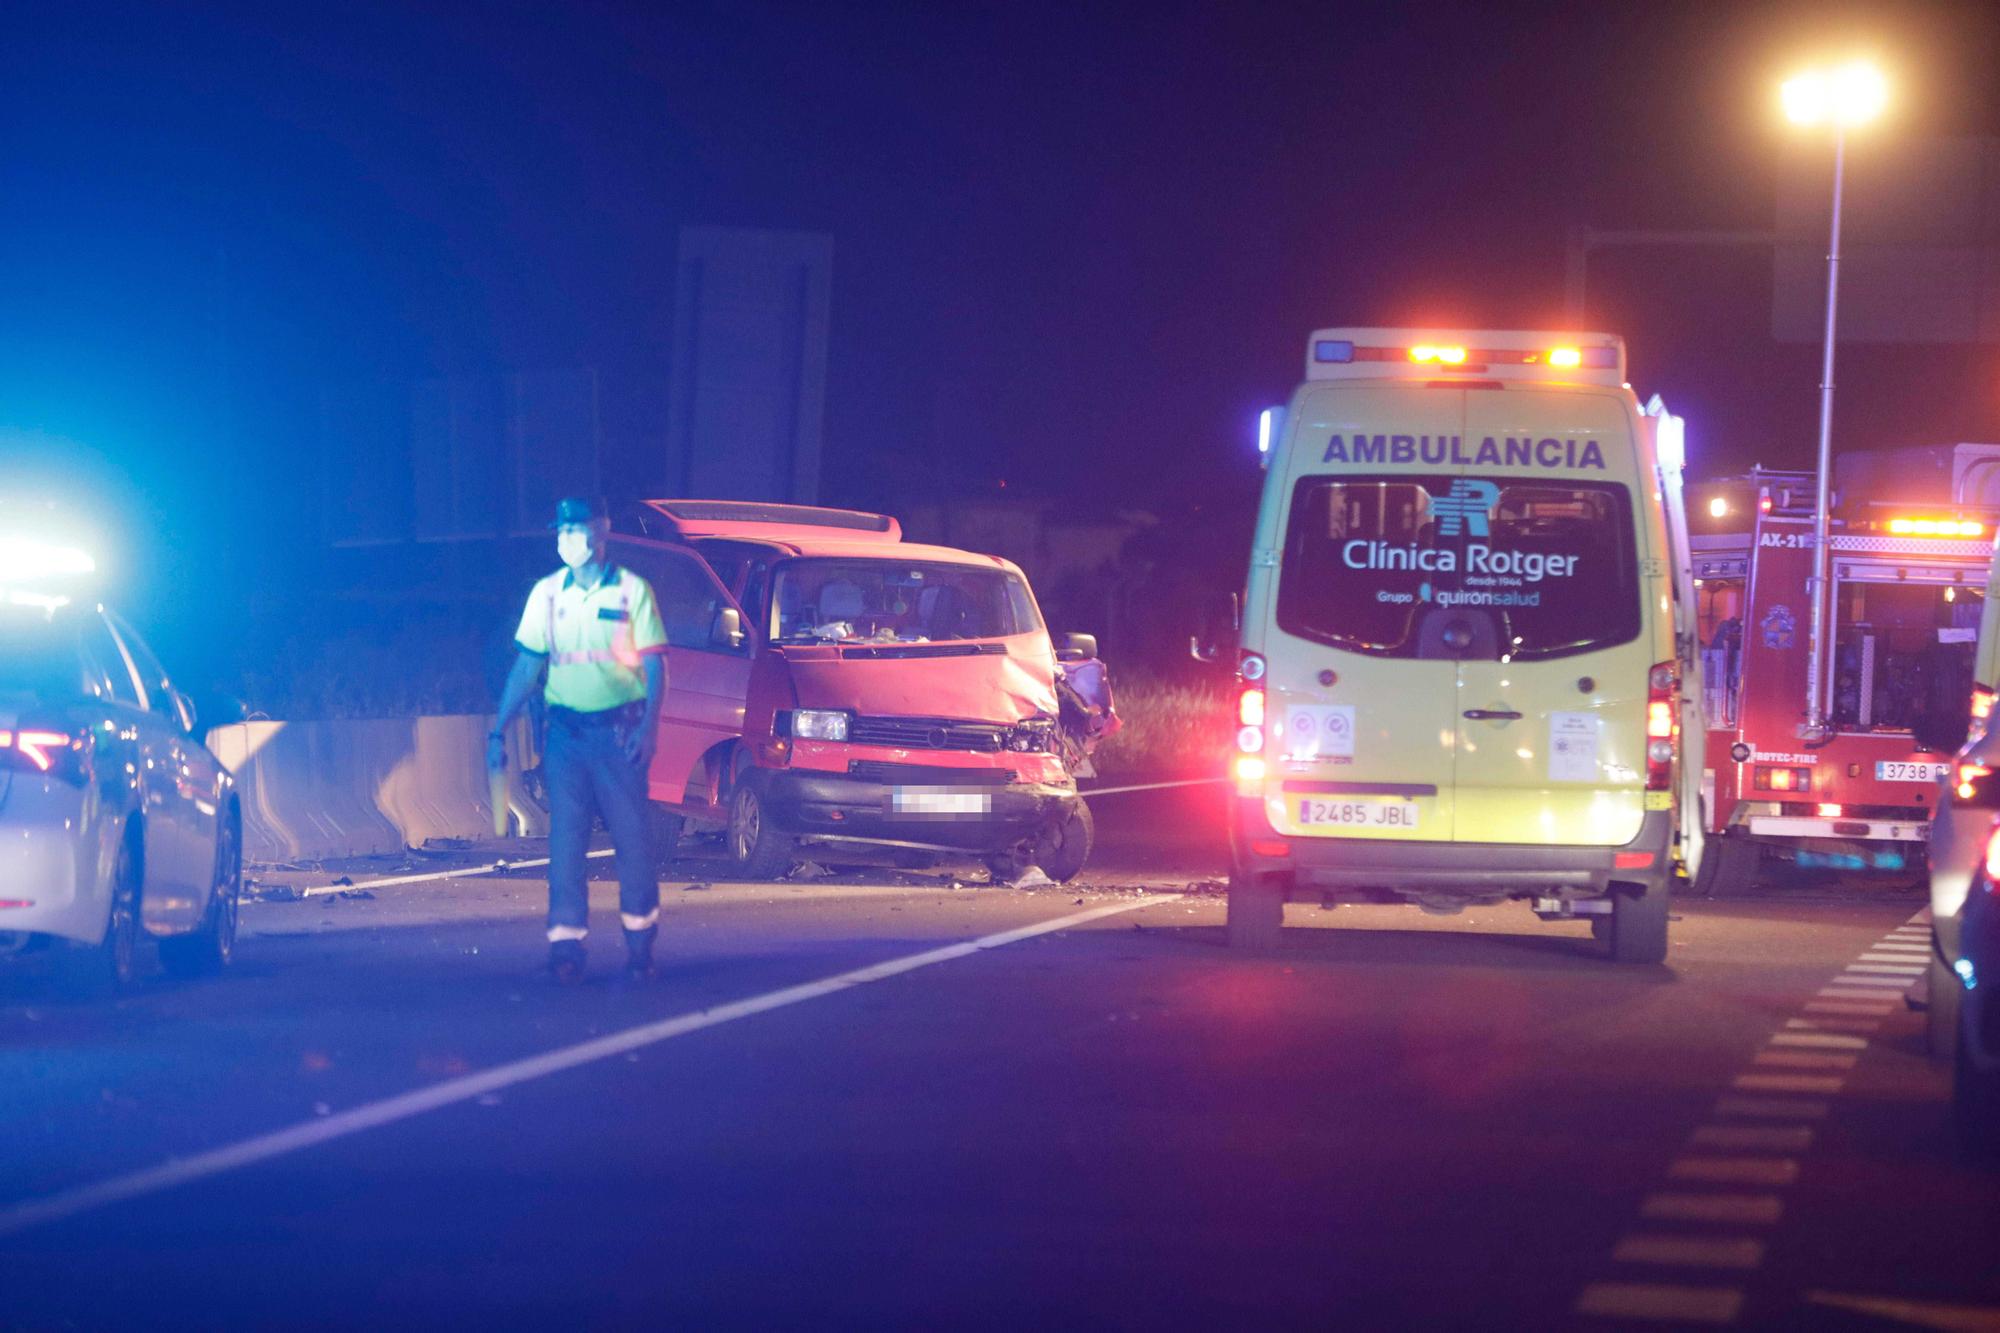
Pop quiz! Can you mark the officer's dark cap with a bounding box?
[549,496,611,530]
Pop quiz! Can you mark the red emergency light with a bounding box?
[1752,765,1813,793]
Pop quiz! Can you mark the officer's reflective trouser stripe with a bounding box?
[622,910,659,931]
[547,925,589,943]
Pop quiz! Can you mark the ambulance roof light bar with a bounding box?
[1305,328,1625,386]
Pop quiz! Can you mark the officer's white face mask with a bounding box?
[557,529,594,570]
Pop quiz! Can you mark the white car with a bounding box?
[0,579,240,987]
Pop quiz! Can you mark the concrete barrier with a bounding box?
[204,715,549,864]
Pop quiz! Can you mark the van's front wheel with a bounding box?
[727,776,794,880]
[1226,866,1288,951]
[1608,878,1669,964]
[1033,800,1094,883]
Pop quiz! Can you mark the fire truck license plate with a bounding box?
[1875,761,1949,783]
[1297,798,1419,830]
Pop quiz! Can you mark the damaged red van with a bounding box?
[609,501,1104,880]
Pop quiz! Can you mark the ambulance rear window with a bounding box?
[1276,475,1642,661]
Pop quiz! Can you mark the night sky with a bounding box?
[5,1,1999,641]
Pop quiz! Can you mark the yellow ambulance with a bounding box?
[1226,328,1703,962]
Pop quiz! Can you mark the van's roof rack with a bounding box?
[637,500,902,542]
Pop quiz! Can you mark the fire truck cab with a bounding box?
[1689,442,2000,881]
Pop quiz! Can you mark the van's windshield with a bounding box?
[772,560,1041,645]
[1276,474,1641,661]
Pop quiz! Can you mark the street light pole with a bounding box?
[1781,57,1884,741]
[1803,123,1846,738]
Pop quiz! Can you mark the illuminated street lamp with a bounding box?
[1784,59,1887,739]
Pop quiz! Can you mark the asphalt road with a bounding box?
[1,786,1994,1330]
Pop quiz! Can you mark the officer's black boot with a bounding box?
[623,926,657,980]
[548,938,586,985]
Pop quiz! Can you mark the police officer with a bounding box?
[489,497,668,983]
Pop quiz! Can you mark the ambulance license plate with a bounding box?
[891,788,990,815]
[1297,798,1419,830]
[1874,761,1948,783]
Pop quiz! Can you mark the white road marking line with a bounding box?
[1714,1096,1830,1120]
[1574,1282,1743,1324]
[1079,777,1229,797]
[1613,1234,1767,1270]
[1641,1192,1785,1224]
[1814,990,1902,1004]
[1733,1073,1845,1095]
[1807,1289,2000,1330]
[1864,942,1928,953]
[1845,963,1927,976]
[295,848,618,898]
[1668,1156,1800,1187]
[1690,1124,1815,1152]
[1889,924,1930,934]
[1753,1050,1859,1070]
[1804,1000,1896,1016]
[1785,1017,1880,1033]
[0,893,1179,1238]
[1824,974,1919,988]
[1769,1032,1868,1050]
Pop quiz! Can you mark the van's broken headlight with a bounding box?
[789,709,850,742]
[1009,721,1055,752]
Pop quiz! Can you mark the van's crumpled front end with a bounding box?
[772,717,1078,853]
[755,635,1078,855]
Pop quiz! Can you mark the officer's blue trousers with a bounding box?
[544,706,658,941]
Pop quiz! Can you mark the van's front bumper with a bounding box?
[1232,799,1673,901]
[765,769,1078,853]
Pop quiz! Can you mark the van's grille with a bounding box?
[848,761,1015,786]
[848,716,1008,752]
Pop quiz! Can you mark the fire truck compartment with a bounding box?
[1828,581,1976,735]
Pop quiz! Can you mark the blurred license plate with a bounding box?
[1875,761,1948,783]
[1297,798,1419,830]
[892,788,991,815]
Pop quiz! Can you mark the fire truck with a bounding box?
[1688,442,2000,884]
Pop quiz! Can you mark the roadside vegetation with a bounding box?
[1092,670,1231,781]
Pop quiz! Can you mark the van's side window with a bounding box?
[610,541,748,656]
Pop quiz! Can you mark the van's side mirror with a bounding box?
[1056,632,1098,663]
[711,607,746,651]
[1190,591,1241,664]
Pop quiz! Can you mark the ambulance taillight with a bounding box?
[1235,654,1267,790]
[1237,685,1265,754]
[1646,663,1676,791]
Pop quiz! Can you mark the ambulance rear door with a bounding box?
[1449,388,1652,849]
